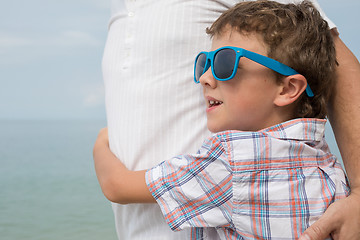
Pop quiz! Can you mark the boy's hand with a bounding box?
[299,190,360,240]
[93,127,155,204]
[95,127,109,147]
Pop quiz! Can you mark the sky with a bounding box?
[0,0,109,120]
[0,0,359,121]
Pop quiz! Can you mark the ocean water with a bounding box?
[0,120,117,240]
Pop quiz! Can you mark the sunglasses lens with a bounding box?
[195,53,207,82]
[214,48,236,80]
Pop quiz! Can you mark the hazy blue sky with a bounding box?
[0,0,109,120]
[0,0,359,120]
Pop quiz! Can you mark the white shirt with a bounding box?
[102,1,335,239]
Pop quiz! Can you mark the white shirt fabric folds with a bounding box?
[102,0,335,239]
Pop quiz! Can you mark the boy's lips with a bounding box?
[205,96,223,111]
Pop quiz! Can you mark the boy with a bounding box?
[94,1,349,239]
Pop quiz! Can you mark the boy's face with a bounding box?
[200,28,283,132]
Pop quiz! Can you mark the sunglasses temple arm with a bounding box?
[305,85,314,97]
[243,50,314,97]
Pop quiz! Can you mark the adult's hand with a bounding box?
[299,190,360,240]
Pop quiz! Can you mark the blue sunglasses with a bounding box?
[194,46,314,97]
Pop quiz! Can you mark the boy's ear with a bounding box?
[274,74,307,107]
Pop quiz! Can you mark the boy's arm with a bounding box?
[93,128,156,204]
[299,32,360,240]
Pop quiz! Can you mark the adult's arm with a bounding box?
[299,31,360,240]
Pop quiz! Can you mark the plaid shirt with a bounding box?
[146,119,349,240]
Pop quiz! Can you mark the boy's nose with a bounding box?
[199,68,217,89]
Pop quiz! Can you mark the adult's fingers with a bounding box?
[299,192,360,240]
[298,210,333,240]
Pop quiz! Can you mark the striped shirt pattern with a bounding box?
[146,119,349,239]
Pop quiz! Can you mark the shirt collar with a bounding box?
[260,118,326,142]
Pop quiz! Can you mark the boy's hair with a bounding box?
[207,0,337,119]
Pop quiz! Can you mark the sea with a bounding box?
[0,120,117,240]
[0,119,344,240]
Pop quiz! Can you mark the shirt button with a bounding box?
[128,12,134,17]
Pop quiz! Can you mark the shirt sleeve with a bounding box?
[146,135,233,231]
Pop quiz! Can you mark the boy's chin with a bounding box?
[207,123,227,133]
